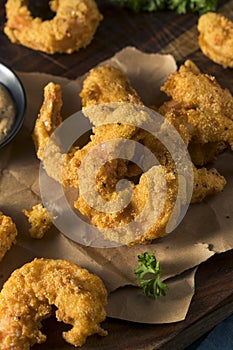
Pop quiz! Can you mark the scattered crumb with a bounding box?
[23,203,53,239]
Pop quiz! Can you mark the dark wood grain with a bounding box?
[1,0,233,349]
[0,0,198,77]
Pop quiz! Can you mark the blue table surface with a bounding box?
[186,313,233,350]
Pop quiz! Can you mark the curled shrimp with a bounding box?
[0,258,108,348]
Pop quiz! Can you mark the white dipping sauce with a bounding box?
[0,84,16,142]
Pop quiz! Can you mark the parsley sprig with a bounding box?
[112,0,219,14]
[168,0,219,14]
[134,252,168,299]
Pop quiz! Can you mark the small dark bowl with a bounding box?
[0,62,26,149]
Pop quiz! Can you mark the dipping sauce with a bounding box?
[0,83,16,142]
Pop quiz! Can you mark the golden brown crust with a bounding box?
[4,0,103,54]
[0,258,108,348]
[198,12,233,68]
[23,203,53,239]
[161,60,233,120]
[0,212,17,261]
[74,165,180,245]
[192,167,226,203]
[160,60,233,156]
[80,65,143,107]
[32,82,63,160]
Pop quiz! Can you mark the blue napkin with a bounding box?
[187,313,233,349]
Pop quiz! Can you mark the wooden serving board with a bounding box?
[0,0,233,349]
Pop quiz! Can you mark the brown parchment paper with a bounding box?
[0,47,233,325]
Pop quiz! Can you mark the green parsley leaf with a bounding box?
[168,0,218,14]
[111,0,219,14]
[189,0,219,14]
[113,0,166,12]
[134,252,168,299]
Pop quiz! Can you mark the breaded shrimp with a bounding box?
[0,258,108,348]
[161,60,233,120]
[33,64,227,246]
[4,0,103,54]
[33,82,63,161]
[159,60,233,167]
[198,12,233,68]
[0,212,17,261]
[74,165,180,245]
[74,157,226,245]
[33,70,144,190]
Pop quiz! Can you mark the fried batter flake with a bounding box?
[23,203,53,239]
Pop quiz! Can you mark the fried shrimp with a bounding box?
[0,258,108,348]
[4,0,103,54]
[198,12,233,68]
[160,60,233,167]
[33,64,227,245]
[0,212,17,261]
[33,69,144,189]
[74,142,226,244]
[161,59,233,120]
[23,203,53,239]
[74,165,182,245]
[33,82,63,160]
